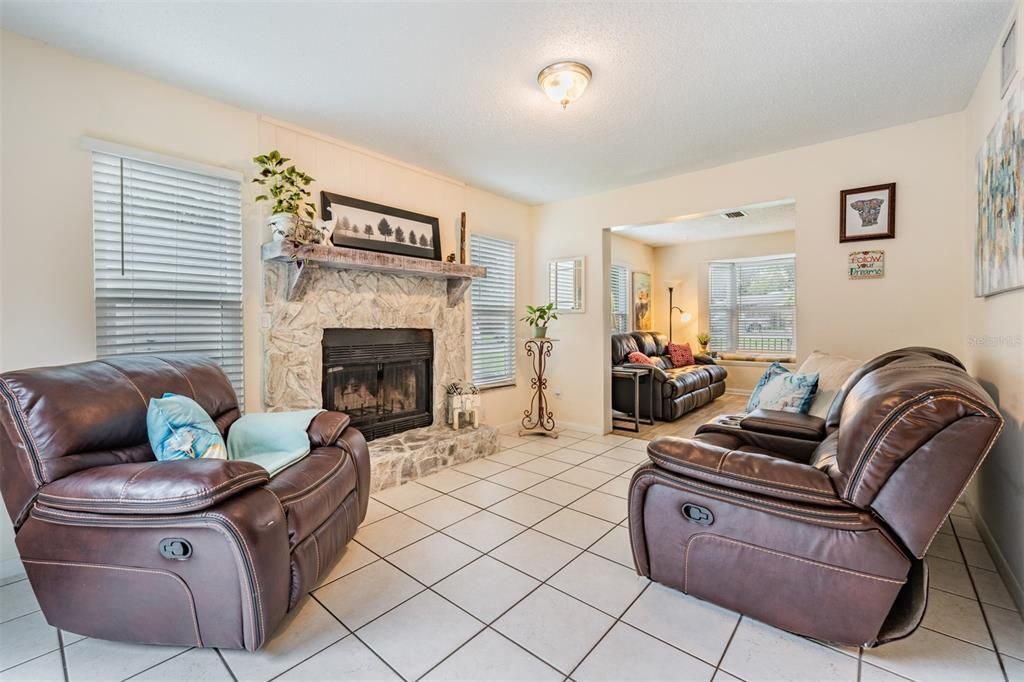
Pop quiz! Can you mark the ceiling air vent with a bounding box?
[721,211,747,219]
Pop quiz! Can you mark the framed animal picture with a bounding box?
[840,183,896,243]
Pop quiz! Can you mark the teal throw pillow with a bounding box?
[147,393,227,461]
[746,362,819,414]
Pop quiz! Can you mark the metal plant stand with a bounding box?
[519,337,558,439]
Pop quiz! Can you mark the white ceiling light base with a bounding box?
[537,61,592,109]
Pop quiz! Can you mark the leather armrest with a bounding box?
[740,409,826,441]
[694,354,716,365]
[37,460,269,515]
[307,411,351,448]
[646,437,844,506]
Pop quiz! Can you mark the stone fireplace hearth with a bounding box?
[263,250,497,491]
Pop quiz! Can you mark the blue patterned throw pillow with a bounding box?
[147,393,227,461]
[746,363,819,414]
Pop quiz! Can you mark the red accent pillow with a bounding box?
[627,351,656,365]
[668,342,694,367]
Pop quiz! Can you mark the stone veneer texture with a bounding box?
[263,261,497,489]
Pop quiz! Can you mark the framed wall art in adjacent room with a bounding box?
[321,191,442,261]
[1002,19,1017,96]
[840,183,896,243]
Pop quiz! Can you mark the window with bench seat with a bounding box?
[708,254,796,357]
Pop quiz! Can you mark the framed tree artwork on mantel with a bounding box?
[321,191,442,261]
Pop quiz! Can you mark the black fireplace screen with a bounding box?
[322,328,433,441]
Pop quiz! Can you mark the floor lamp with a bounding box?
[667,281,692,344]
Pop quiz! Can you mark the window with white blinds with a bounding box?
[610,264,629,333]
[470,234,516,387]
[92,148,244,399]
[708,255,796,355]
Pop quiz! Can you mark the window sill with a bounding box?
[477,381,517,392]
[715,357,797,367]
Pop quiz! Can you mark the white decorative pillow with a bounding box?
[797,351,862,418]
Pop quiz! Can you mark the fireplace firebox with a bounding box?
[322,328,433,441]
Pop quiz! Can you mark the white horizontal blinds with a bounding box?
[610,264,629,333]
[549,260,576,310]
[707,256,796,354]
[735,256,795,354]
[470,234,516,387]
[707,262,736,352]
[92,151,244,399]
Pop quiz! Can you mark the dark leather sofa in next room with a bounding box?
[611,331,727,421]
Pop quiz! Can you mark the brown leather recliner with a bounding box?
[0,354,370,651]
[628,348,1003,646]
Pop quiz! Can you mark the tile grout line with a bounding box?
[562,583,653,680]
[414,510,643,680]
[949,510,1009,682]
[215,647,239,682]
[121,647,194,681]
[711,615,743,679]
[323,474,642,679]
[57,629,69,682]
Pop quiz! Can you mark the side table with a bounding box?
[519,337,558,439]
[611,365,655,433]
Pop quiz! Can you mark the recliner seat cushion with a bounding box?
[266,446,359,548]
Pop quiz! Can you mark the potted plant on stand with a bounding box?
[697,332,711,355]
[521,303,558,338]
[253,150,319,242]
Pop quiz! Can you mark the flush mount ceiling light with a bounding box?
[537,61,592,109]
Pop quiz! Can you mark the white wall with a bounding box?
[533,112,967,430]
[653,231,797,390]
[962,1,1024,611]
[0,32,533,576]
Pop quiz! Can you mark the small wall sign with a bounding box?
[849,250,885,279]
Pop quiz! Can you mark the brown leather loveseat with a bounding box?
[0,354,370,650]
[628,348,1003,646]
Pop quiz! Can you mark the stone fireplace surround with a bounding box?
[263,258,498,491]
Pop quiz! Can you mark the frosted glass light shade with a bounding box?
[538,62,592,109]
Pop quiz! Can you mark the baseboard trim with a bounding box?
[495,420,601,436]
[967,501,1024,612]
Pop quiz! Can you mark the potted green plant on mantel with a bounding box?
[697,332,711,354]
[521,303,558,338]
[252,150,318,242]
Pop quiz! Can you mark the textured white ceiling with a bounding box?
[614,201,796,245]
[0,1,1012,204]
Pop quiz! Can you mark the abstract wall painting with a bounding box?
[976,84,1023,297]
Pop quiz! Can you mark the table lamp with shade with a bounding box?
[666,280,693,343]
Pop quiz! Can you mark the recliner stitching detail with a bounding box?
[843,387,995,493]
[22,559,203,646]
[682,533,905,591]
[636,469,865,526]
[96,360,148,407]
[118,461,161,501]
[273,455,347,505]
[205,511,265,644]
[40,474,269,513]
[917,419,1004,558]
[42,470,268,504]
[648,450,836,495]
[154,356,198,399]
[848,393,995,500]
[0,377,44,486]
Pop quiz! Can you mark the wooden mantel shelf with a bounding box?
[262,240,487,305]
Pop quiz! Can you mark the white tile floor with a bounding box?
[1,432,1021,682]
